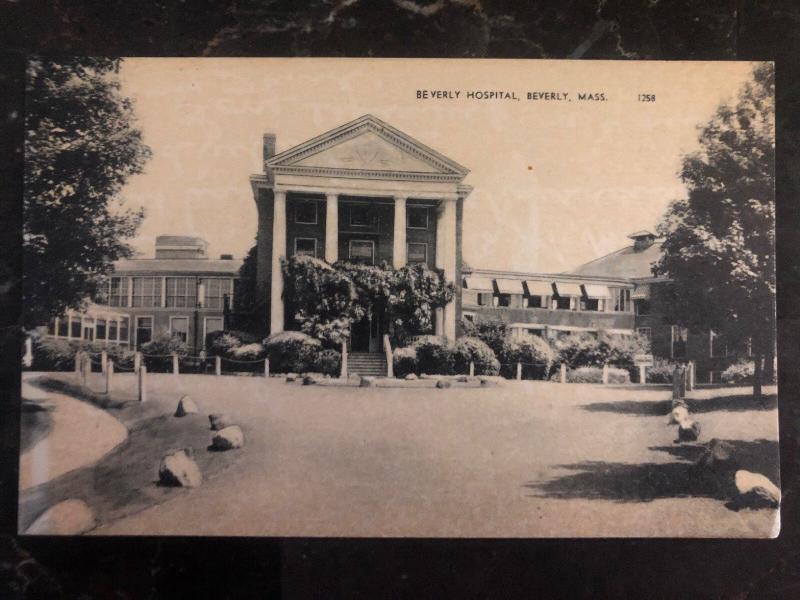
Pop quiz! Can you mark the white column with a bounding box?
[441,197,457,340]
[270,190,287,334]
[325,192,338,263]
[435,201,446,337]
[392,195,407,268]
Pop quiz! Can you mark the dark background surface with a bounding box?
[1,1,799,597]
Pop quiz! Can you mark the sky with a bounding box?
[118,58,756,273]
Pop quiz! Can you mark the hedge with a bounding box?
[451,337,500,376]
[497,336,554,380]
[413,335,454,375]
[551,366,631,384]
[393,346,418,378]
[264,331,321,373]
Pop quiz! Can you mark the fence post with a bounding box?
[560,363,567,384]
[469,361,475,377]
[264,358,270,378]
[639,365,647,385]
[101,350,108,374]
[687,361,695,391]
[215,355,222,376]
[172,353,179,375]
[340,342,348,379]
[134,351,141,374]
[74,351,82,375]
[138,365,148,403]
[516,362,522,381]
[602,364,609,385]
[106,360,114,394]
[81,352,88,387]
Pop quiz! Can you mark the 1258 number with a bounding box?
[638,94,656,102]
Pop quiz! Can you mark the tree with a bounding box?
[23,58,151,329]
[230,242,266,335]
[654,62,775,398]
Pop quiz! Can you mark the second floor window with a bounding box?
[612,288,632,312]
[407,206,429,229]
[166,277,197,308]
[109,277,129,307]
[204,278,233,309]
[295,201,318,224]
[132,277,162,308]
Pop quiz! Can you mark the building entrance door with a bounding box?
[350,306,381,352]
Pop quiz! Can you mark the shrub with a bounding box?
[554,333,607,368]
[413,335,454,375]
[315,349,342,377]
[141,332,189,372]
[101,343,136,370]
[32,337,80,371]
[460,318,510,357]
[555,366,630,384]
[264,331,321,373]
[496,336,555,379]
[647,359,676,383]
[231,343,266,361]
[451,337,500,376]
[206,329,260,353]
[393,346,418,378]
[721,360,755,384]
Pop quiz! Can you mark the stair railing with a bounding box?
[340,339,348,379]
[383,334,393,378]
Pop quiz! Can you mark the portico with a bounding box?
[250,114,471,344]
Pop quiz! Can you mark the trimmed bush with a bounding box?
[497,336,555,380]
[554,366,630,384]
[231,342,266,361]
[393,346,418,378]
[264,331,321,373]
[32,337,80,371]
[451,337,500,376]
[205,329,260,350]
[413,335,454,375]
[315,349,342,377]
[554,333,607,368]
[141,333,189,372]
[648,359,676,383]
[721,360,755,384]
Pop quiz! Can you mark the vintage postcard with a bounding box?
[19,58,778,537]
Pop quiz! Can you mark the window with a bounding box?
[82,318,94,341]
[553,296,572,310]
[110,277,129,307]
[170,316,189,342]
[612,288,631,312]
[462,313,475,323]
[580,298,600,311]
[295,201,318,224]
[407,242,427,263]
[132,277,162,308]
[96,318,106,341]
[204,317,224,344]
[166,277,197,308]
[203,278,233,309]
[710,330,729,358]
[109,319,118,341]
[119,317,129,342]
[135,316,153,348]
[527,295,547,309]
[635,299,650,316]
[637,327,652,340]
[349,204,370,227]
[70,318,81,338]
[407,206,429,229]
[348,240,375,265]
[497,293,511,307]
[294,237,317,258]
[57,318,69,337]
[477,292,493,306]
[671,325,688,359]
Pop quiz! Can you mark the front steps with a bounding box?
[347,352,388,377]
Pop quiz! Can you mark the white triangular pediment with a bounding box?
[266,115,469,179]
[293,130,440,173]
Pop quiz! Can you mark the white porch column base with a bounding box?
[392,195,407,268]
[325,192,338,263]
[270,190,287,335]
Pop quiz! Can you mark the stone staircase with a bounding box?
[347,352,388,377]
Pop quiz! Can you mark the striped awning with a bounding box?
[495,278,524,294]
[631,284,651,299]
[582,284,611,299]
[525,281,554,296]
[552,281,583,297]
[464,277,495,291]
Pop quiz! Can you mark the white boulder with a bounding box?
[208,413,233,431]
[174,395,198,417]
[159,448,202,487]
[26,499,96,535]
[734,470,780,508]
[212,425,244,450]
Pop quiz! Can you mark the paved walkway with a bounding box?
[19,376,128,491]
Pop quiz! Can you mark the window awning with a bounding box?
[464,277,495,292]
[549,325,598,332]
[552,281,583,297]
[605,328,635,336]
[631,284,651,300]
[582,284,611,299]
[495,278,524,294]
[525,281,554,296]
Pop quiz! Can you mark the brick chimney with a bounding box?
[628,230,656,252]
[263,133,276,165]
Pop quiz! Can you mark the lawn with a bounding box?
[21,372,779,538]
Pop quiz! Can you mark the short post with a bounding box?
[138,365,148,403]
[672,366,681,399]
[105,360,114,394]
[101,350,108,374]
[639,365,647,384]
[134,351,142,374]
[687,361,695,391]
[469,361,475,377]
[74,351,82,374]
[215,355,222,376]
[172,353,179,375]
[516,362,522,381]
[264,358,270,378]
[602,363,609,385]
[340,342,348,379]
[560,363,567,384]
[81,352,88,387]
[23,336,33,368]
[709,371,714,384]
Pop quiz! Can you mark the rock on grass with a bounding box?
[174,395,198,417]
[211,426,244,451]
[159,448,202,487]
[734,470,780,509]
